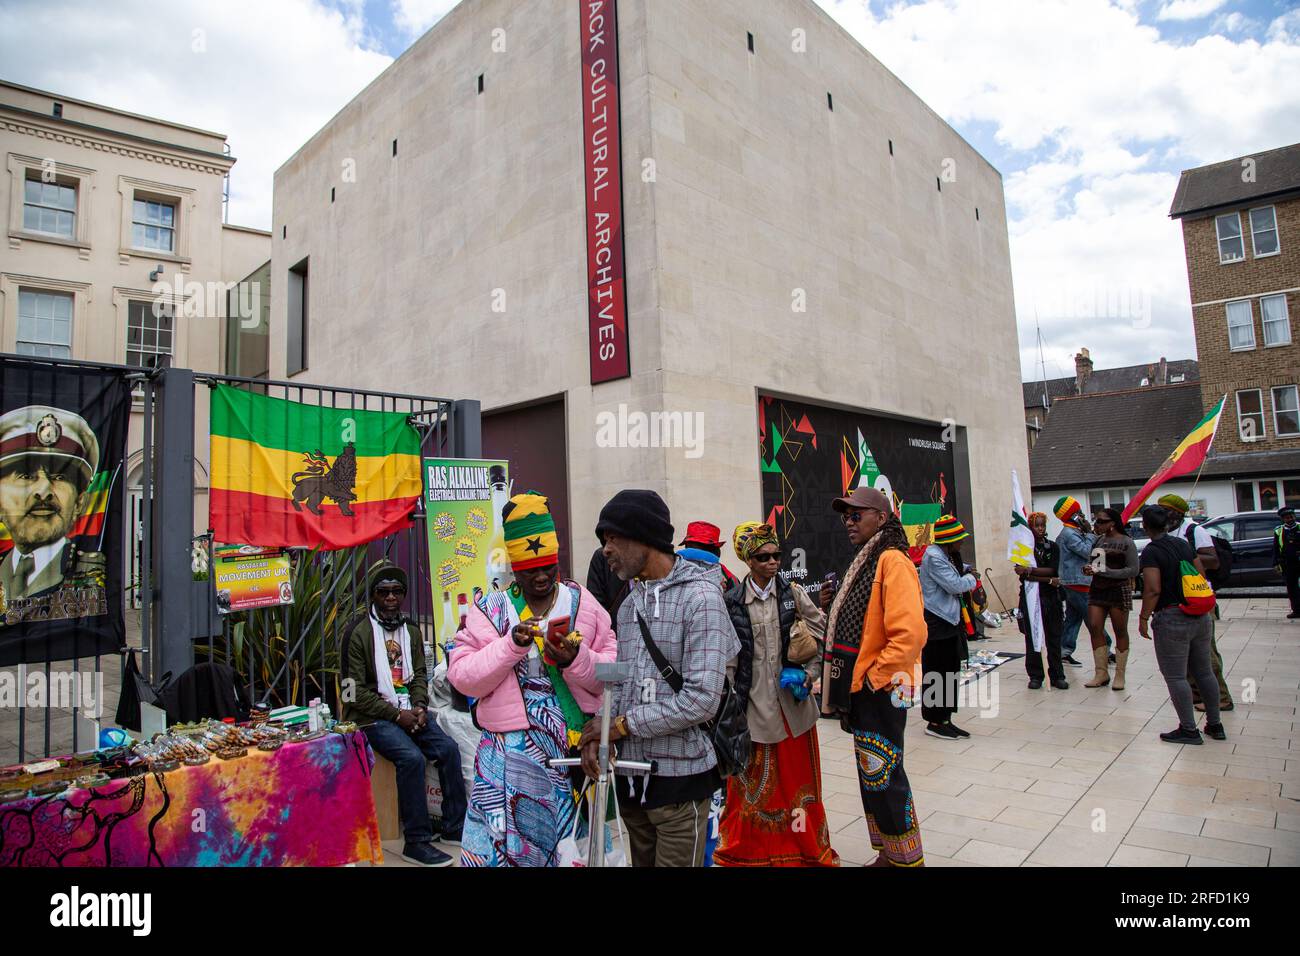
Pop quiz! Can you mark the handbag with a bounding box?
[115,647,172,732]
[634,612,751,779]
[786,618,819,665]
[555,782,629,867]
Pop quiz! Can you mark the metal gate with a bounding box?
[0,355,480,763]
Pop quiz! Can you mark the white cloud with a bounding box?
[1157,0,1228,22]
[813,0,1300,374]
[391,0,460,36]
[0,0,393,230]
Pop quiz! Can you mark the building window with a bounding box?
[23,176,76,238]
[1087,491,1105,515]
[287,257,309,376]
[1249,205,1279,258]
[1261,294,1291,347]
[1259,481,1280,512]
[1286,479,1300,508]
[1234,482,1255,511]
[1226,299,1255,350]
[1170,373,1185,383]
[132,198,176,252]
[1273,385,1299,437]
[1215,212,1244,263]
[1236,389,1265,441]
[16,289,73,358]
[126,301,174,370]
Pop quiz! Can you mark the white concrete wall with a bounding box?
[643,0,1027,591]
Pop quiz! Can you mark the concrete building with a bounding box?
[1,79,271,566]
[1171,142,1300,514]
[270,0,1026,591]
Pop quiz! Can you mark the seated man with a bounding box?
[344,564,466,867]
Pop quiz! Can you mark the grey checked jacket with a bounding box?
[614,557,742,777]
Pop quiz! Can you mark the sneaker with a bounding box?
[1051,679,1070,690]
[1203,722,1227,741]
[1063,655,1083,668]
[1159,727,1204,746]
[400,842,455,867]
[1287,612,1300,619]
[1028,678,1043,690]
[947,722,971,738]
[437,829,462,847]
[925,723,962,740]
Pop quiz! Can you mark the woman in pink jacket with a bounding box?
[449,493,617,867]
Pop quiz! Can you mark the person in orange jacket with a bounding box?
[819,485,927,867]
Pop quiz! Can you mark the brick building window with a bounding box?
[1226,299,1255,350]
[1215,212,1244,263]
[1261,294,1291,347]
[1236,389,1265,441]
[1249,206,1279,258]
[1273,385,1299,437]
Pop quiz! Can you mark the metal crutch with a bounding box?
[549,661,655,867]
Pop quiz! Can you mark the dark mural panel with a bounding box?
[758,394,968,593]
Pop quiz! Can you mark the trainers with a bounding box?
[1028,678,1043,690]
[1159,727,1204,746]
[1203,722,1227,741]
[437,829,462,847]
[947,722,971,738]
[400,842,455,867]
[1051,679,1070,690]
[1287,612,1300,619]
[925,723,962,740]
[1063,654,1083,668]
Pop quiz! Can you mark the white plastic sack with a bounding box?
[555,784,628,868]
[433,703,481,796]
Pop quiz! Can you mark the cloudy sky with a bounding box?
[2,0,1298,381]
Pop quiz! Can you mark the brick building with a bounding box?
[1170,143,1300,513]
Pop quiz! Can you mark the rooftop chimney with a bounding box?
[1158,357,1168,386]
[1075,348,1093,394]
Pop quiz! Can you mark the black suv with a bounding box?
[1198,512,1286,587]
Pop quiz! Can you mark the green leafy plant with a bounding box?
[204,545,384,709]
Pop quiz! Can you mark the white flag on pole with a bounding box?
[1009,470,1044,652]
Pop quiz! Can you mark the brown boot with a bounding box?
[1111,649,1128,691]
[1084,646,1110,688]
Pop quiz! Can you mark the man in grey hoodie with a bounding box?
[579,489,742,867]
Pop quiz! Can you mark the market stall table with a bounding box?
[0,730,382,867]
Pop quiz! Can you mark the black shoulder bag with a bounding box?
[634,612,751,778]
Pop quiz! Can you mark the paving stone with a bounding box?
[1111,844,1189,867]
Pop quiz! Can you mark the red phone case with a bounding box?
[545,616,571,642]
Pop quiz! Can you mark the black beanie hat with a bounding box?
[595,490,675,556]
[369,563,408,595]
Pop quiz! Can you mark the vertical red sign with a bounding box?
[581,0,630,384]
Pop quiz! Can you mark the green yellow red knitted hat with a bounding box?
[1054,496,1082,523]
[932,514,969,545]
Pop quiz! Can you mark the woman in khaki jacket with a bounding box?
[712,522,839,867]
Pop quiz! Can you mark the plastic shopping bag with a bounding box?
[555,783,628,867]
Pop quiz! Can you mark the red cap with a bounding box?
[679,521,724,548]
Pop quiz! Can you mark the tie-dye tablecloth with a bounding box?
[0,730,383,867]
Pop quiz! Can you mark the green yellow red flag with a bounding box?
[1121,396,1226,524]
[209,385,421,550]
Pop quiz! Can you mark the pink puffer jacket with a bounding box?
[448,582,617,733]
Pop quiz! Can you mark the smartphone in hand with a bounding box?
[545,616,572,645]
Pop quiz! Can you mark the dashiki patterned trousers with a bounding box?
[849,684,924,867]
[712,716,840,868]
[459,668,577,868]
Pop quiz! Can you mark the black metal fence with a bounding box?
[0,354,480,763]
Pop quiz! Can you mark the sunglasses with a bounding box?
[842,508,880,524]
[375,587,407,597]
[752,551,782,563]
